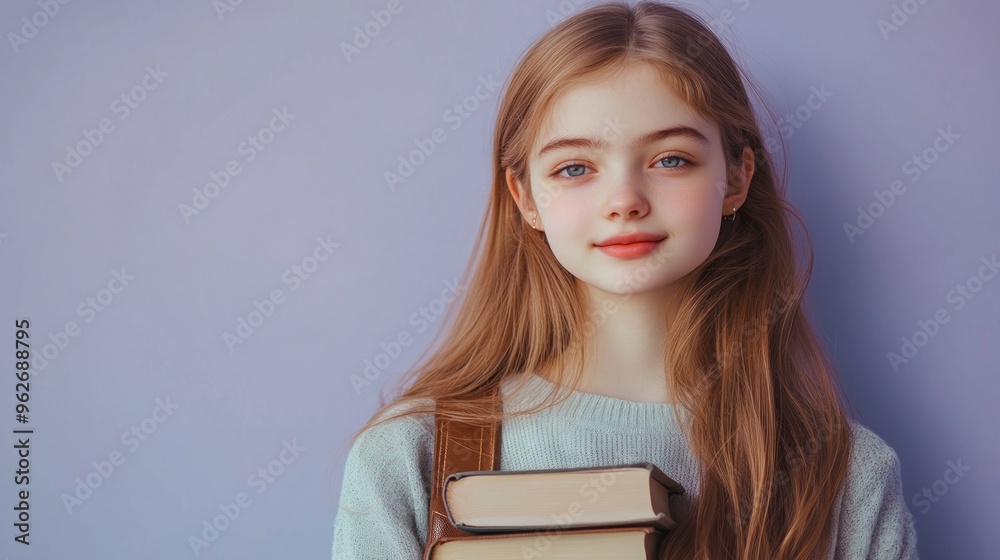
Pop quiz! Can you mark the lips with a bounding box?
[594,232,666,259]
[594,232,666,247]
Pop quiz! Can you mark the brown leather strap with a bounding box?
[423,388,502,559]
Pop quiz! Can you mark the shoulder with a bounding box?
[332,398,437,555]
[846,420,902,478]
[346,398,436,471]
[829,420,919,559]
[838,420,905,506]
[365,397,436,439]
[338,397,437,506]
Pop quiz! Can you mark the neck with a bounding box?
[540,281,682,403]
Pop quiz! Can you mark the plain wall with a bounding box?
[0,0,996,557]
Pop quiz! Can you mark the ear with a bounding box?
[506,168,542,230]
[723,146,754,218]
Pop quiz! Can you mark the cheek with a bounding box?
[539,191,589,235]
[537,194,593,264]
[658,182,723,229]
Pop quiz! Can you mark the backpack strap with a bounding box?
[423,387,502,559]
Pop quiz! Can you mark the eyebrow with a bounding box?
[534,126,711,160]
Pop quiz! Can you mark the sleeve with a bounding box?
[831,423,920,560]
[331,406,435,560]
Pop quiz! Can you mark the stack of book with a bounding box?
[426,462,686,560]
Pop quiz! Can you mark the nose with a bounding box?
[603,172,649,220]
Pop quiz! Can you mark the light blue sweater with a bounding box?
[331,372,919,559]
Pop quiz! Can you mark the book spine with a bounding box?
[430,524,660,545]
[450,515,674,534]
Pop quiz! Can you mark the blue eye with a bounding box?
[551,155,692,182]
[552,163,590,180]
[655,155,691,169]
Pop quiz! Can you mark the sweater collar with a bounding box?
[501,371,687,435]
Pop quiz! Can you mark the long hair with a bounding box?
[352,2,854,558]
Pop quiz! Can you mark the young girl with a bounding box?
[332,2,919,558]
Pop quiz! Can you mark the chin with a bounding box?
[582,274,679,297]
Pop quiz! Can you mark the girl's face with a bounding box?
[511,63,747,297]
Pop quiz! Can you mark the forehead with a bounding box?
[532,64,718,156]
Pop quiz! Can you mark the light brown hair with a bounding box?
[353,2,854,558]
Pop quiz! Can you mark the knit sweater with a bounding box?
[331,372,919,559]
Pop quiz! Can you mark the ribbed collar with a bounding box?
[502,372,687,436]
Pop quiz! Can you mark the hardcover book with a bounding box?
[442,462,685,533]
[427,524,666,560]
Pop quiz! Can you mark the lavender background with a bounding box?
[1,0,996,558]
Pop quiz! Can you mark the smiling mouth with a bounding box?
[595,238,665,259]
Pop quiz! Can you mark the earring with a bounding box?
[725,206,737,221]
[532,215,537,229]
